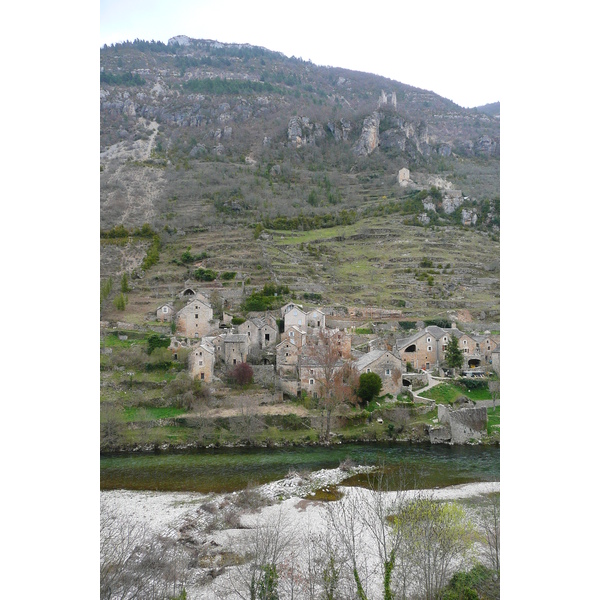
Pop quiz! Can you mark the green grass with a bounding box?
[101,332,148,349]
[419,382,494,403]
[123,407,188,422]
[487,406,500,435]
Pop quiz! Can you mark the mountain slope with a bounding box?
[100,36,500,326]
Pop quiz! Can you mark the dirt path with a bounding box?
[185,403,312,419]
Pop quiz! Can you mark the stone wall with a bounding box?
[436,404,488,444]
[251,364,278,388]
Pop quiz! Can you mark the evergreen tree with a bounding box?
[445,334,464,374]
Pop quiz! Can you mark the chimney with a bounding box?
[451,322,456,329]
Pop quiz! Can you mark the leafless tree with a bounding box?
[475,493,500,574]
[217,507,292,600]
[307,332,358,439]
[100,506,189,600]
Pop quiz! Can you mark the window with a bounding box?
[162,306,168,313]
[443,337,447,342]
[427,346,432,351]
[285,352,289,357]
[233,359,237,365]
[200,373,204,380]
[310,369,314,375]
[309,379,314,385]
[463,340,467,345]
[427,337,431,343]
[265,333,270,341]
[293,310,298,316]
[195,314,198,319]
[198,360,203,366]
[248,332,251,337]
[173,354,177,360]
[385,369,391,376]
[367,368,371,373]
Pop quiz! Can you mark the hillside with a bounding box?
[100,36,499,326]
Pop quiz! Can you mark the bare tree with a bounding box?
[307,332,358,439]
[476,493,500,574]
[218,507,292,600]
[100,506,189,600]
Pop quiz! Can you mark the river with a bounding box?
[101,442,499,493]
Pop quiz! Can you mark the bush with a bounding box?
[357,372,383,405]
[459,378,489,391]
[228,362,253,386]
[113,293,127,311]
[194,268,217,281]
[231,316,246,325]
[221,271,237,280]
[147,334,170,354]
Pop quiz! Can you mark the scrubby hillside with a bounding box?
[100,36,499,325]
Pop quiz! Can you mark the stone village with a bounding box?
[153,284,499,443]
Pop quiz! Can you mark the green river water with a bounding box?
[101,443,499,493]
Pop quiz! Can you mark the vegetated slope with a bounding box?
[100,36,499,324]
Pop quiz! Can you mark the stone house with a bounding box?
[241,315,279,352]
[175,296,216,339]
[306,308,326,330]
[354,349,404,395]
[156,303,175,322]
[281,325,306,349]
[276,339,301,379]
[491,344,500,376]
[396,324,498,371]
[298,354,345,399]
[221,333,249,366]
[471,333,499,366]
[395,326,454,370]
[303,328,352,359]
[283,304,307,332]
[189,342,215,382]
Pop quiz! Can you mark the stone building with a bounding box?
[303,328,351,359]
[221,333,249,366]
[156,303,175,322]
[283,303,307,332]
[276,339,301,379]
[354,349,404,395]
[241,315,279,352]
[298,354,345,399]
[491,344,500,376]
[395,326,457,371]
[395,324,498,372]
[306,308,326,330]
[189,342,215,382]
[175,295,216,339]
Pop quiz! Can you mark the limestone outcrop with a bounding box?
[353,112,380,156]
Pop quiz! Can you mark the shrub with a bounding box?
[357,372,383,405]
[113,293,127,311]
[231,316,245,325]
[221,271,237,280]
[228,362,253,386]
[147,334,170,354]
[194,268,217,281]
